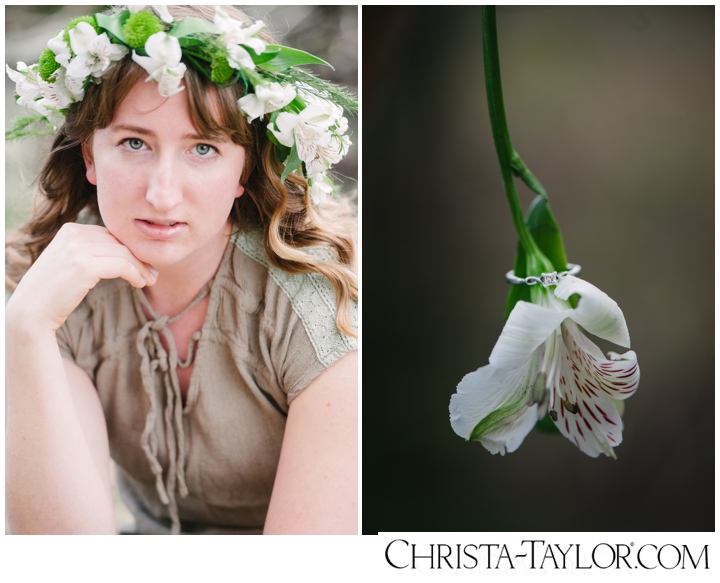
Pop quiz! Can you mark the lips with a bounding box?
[134,218,187,239]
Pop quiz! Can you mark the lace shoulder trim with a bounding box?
[231,230,358,368]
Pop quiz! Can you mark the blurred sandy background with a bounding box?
[364,6,713,533]
[4,4,357,534]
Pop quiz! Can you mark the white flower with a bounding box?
[449,276,639,458]
[308,173,333,205]
[66,22,128,79]
[129,5,174,24]
[269,103,337,162]
[238,82,296,121]
[6,62,80,128]
[306,132,352,176]
[6,62,43,107]
[47,30,71,68]
[132,32,187,97]
[214,6,266,70]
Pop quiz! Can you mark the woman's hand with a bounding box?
[7,223,157,332]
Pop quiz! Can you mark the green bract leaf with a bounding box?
[168,17,220,38]
[525,195,568,273]
[250,48,280,65]
[177,37,203,47]
[280,142,302,183]
[259,45,333,72]
[503,196,569,321]
[504,242,530,321]
[95,11,130,45]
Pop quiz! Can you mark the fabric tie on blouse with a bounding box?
[133,282,212,535]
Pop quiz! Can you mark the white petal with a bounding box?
[450,347,541,456]
[489,300,567,370]
[549,321,639,458]
[68,21,97,57]
[270,112,300,147]
[144,32,182,68]
[555,275,631,347]
[238,93,264,121]
[152,5,174,23]
[480,405,539,455]
[226,45,255,70]
[242,37,266,55]
[131,51,161,77]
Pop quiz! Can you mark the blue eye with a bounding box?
[126,138,144,150]
[195,144,214,155]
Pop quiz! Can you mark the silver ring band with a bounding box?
[505,263,581,287]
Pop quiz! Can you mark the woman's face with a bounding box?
[84,78,246,271]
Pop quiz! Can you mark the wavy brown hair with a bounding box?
[6,5,357,337]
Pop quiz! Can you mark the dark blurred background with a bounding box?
[364,6,713,533]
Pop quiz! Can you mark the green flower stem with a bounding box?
[482,6,551,271]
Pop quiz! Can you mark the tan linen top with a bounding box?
[56,229,358,534]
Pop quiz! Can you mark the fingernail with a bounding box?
[140,277,147,287]
[149,267,159,280]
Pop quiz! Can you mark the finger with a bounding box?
[88,244,158,285]
[93,257,148,289]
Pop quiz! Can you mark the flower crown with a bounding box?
[5,5,357,205]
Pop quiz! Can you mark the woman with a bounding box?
[5,5,358,535]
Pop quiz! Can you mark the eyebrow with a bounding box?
[109,124,226,142]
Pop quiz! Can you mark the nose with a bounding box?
[145,152,183,212]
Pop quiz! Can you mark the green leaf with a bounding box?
[250,47,280,65]
[525,196,568,273]
[177,37,204,48]
[167,17,220,38]
[503,196,570,321]
[95,11,130,45]
[259,45,333,72]
[280,142,302,183]
[504,241,530,321]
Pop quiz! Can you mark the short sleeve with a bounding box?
[233,230,357,405]
[55,299,100,382]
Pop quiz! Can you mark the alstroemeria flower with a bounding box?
[6,62,44,107]
[214,6,266,70]
[306,131,352,177]
[47,30,71,68]
[132,32,187,97]
[66,22,128,79]
[308,173,334,205]
[6,62,81,128]
[450,275,639,458]
[129,5,174,24]
[238,82,296,121]
[269,103,339,163]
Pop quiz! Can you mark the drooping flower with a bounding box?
[449,275,639,458]
[214,6,266,70]
[66,22,129,80]
[238,81,296,121]
[132,32,187,97]
[270,102,345,163]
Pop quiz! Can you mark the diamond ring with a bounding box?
[505,264,581,287]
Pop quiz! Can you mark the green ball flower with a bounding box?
[63,16,101,46]
[38,48,61,82]
[211,56,234,84]
[122,10,164,49]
